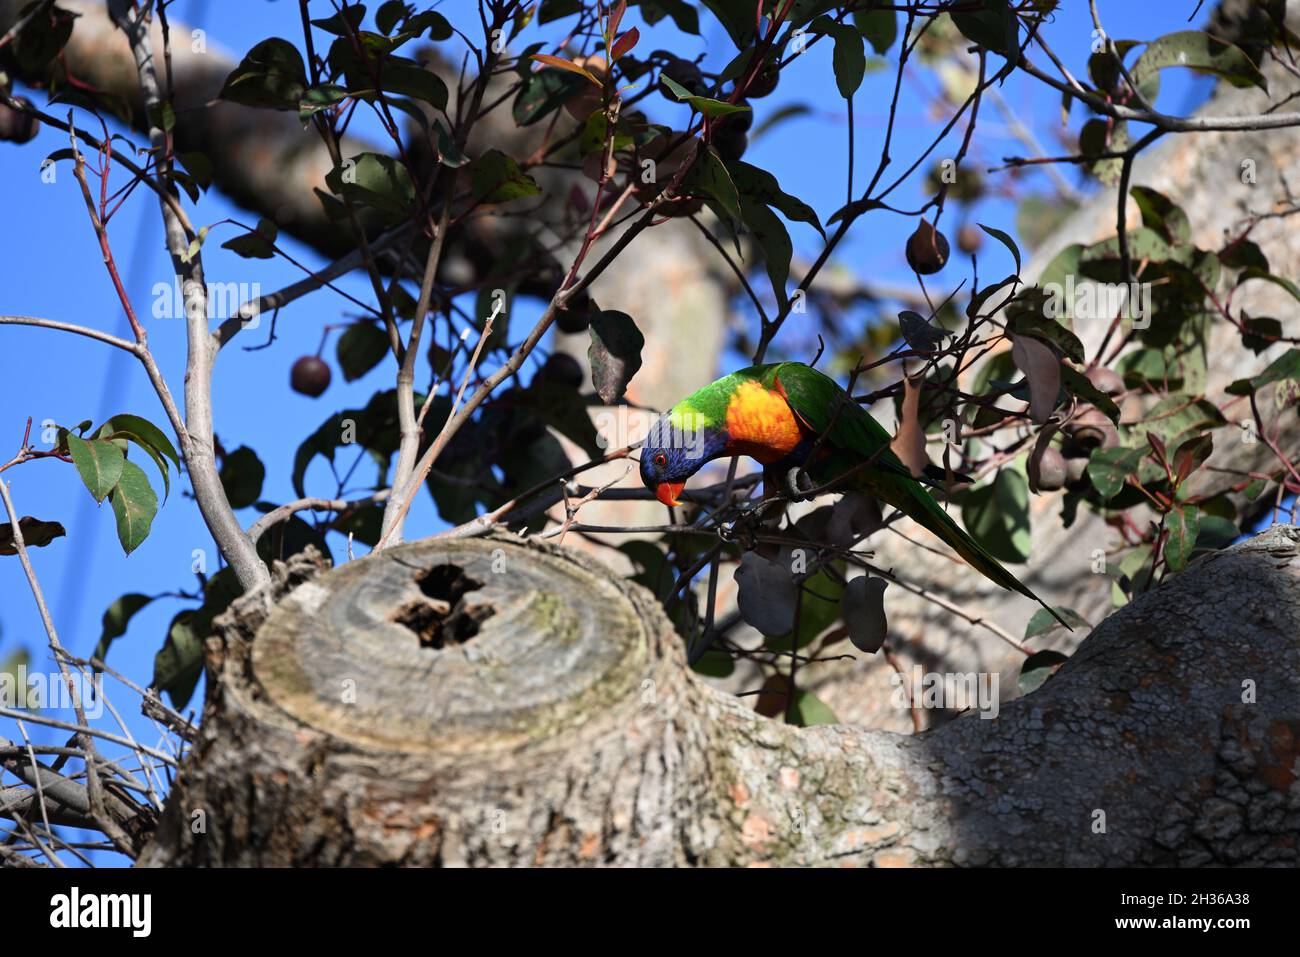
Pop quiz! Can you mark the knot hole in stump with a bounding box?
[393,563,495,649]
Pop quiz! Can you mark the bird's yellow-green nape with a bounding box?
[667,402,713,432]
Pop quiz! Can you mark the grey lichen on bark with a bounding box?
[140,525,1300,867]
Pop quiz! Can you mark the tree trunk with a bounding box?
[139,524,1300,867]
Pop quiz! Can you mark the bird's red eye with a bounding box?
[653,453,668,469]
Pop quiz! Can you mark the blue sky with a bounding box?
[0,1,1210,862]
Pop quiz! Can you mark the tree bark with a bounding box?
[139,524,1300,867]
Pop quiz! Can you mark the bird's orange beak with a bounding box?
[656,481,686,508]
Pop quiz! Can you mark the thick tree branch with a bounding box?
[138,525,1300,866]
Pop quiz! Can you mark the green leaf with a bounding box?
[67,434,125,503]
[0,517,66,556]
[99,414,180,470]
[96,414,178,501]
[579,109,634,157]
[738,553,795,634]
[1081,226,1178,269]
[469,149,542,204]
[8,0,73,75]
[330,502,385,547]
[1238,267,1300,305]
[180,227,207,265]
[726,162,820,236]
[524,384,604,457]
[959,466,1031,564]
[1226,348,1300,396]
[108,459,158,555]
[1018,650,1069,695]
[1163,504,1201,572]
[149,566,243,708]
[218,38,309,110]
[497,431,570,522]
[827,21,866,98]
[219,446,265,510]
[1005,291,1086,364]
[94,593,153,662]
[1087,39,1141,92]
[325,152,417,217]
[257,513,332,566]
[787,567,845,649]
[96,410,180,496]
[403,10,452,41]
[336,321,391,381]
[790,689,839,727]
[379,58,449,111]
[1136,394,1226,448]
[1059,365,1120,423]
[1078,117,1129,187]
[147,101,176,133]
[0,650,31,703]
[299,83,351,120]
[221,217,279,259]
[978,223,1021,275]
[432,119,468,167]
[1038,243,1083,294]
[659,74,752,117]
[376,1,406,35]
[588,310,645,405]
[1194,514,1239,552]
[842,574,888,654]
[176,151,214,191]
[638,0,700,34]
[513,67,586,127]
[152,611,205,710]
[538,0,583,23]
[1242,315,1283,354]
[739,197,792,309]
[1087,446,1145,502]
[1220,238,1269,272]
[1130,30,1268,102]
[683,146,741,225]
[291,390,412,497]
[310,5,366,36]
[1130,186,1190,246]
[691,649,735,678]
[854,8,897,54]
[697,0,758,49]
[951,0,1019,64]
[1024,607,1089,640]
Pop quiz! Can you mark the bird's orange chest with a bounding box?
[724,380,806,463]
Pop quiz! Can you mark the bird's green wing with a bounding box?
[767,362,1070,629]
[765,362,916,480]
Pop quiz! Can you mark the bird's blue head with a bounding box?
[639,412,725,507]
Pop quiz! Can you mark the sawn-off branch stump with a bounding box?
[139,527,1300,867]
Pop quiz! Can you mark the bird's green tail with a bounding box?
[890,483,1071,630]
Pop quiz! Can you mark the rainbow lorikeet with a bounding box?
[639,361,1068,627]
